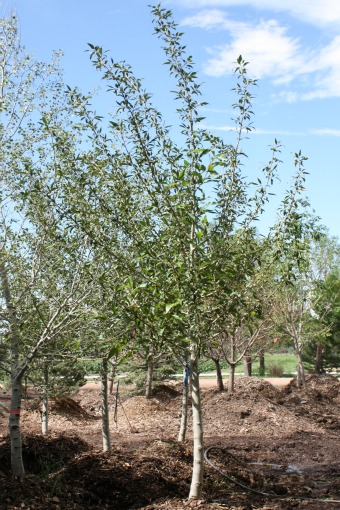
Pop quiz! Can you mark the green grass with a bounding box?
[238,352,298,376]
[200,352,298,377]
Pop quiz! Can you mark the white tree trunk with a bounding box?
[145,359,154,399]
[228,364,236,394]
[109,361,116,395]
[178,362,190,443]
[188,348,204,500]
[9,374,25,475]
[228,335,237,394]
[101,358,111,452]
[41,363,49,435]
[294,338,306,387]
[1,262,25,475]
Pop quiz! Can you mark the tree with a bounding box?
[308,234,340,372]
[305,272,340,373]
[271,224,339,386]
[79,7,307,496]
[1,6,310,499]
[0,218,97,474]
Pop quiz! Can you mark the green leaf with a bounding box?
[165,300,182,313]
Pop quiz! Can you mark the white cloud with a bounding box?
[187,16,303,80]
[202,123,340,137]
[310,128,340,136]
[201,123,236,131]
[182,9,340,101]
[201,123,305,136]
[172,0,340,28]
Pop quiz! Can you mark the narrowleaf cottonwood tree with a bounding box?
[78,6,309,498]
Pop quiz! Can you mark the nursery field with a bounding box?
[0,374,340,510]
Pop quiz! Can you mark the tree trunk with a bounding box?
[178,362,190,443]
[213,358,224,391]
[296,351,306,387]
[145,359,154,399]
[1,262,25,475]
[41,363,49,435]
[315,342,323,374]
[228,335,237,394]
[259,349,265,376]
[109,360,117,395]
[188,348,204,500]
[228,364,236,394]
[9,374,25,475]
[243,354,252,377]
[294,339,306,388]
[101,358,111,452]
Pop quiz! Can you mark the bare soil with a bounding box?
[0,374,339,510]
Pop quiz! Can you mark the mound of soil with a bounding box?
[279,373,340,431]
[50,397,94,419]
[283,373,340,399]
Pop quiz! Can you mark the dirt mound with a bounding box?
[201,378,325,438]
[152,383,181,401]
[0,433,89,478]
[283,373,340,399]
[233,377,281,400]
[279,374,340,432]
[50,397,93,419]
[46,439,192,510]
[122,388,181,418]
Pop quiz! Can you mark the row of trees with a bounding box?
[0,7,339,500]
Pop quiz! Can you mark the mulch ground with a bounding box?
[0,373,339,509]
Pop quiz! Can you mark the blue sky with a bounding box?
[1,0,340,237]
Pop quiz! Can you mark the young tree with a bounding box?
[270,222,338,386]
[80,8,308,496]
[2,6,310,499]
[0,223,96,474]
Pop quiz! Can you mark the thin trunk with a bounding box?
[9,374,25,475]
[259,349,265,376]
[294,339,306,388]
[295,324,306,387]
[41,363,49,435]
[228,364,236,394]
[178,362,190,443]
[101,358,111,452]
[213,358,224,391]
[109,361,116,395]
[145,359,154,399]
[0,262,25,475]
[228,335,236,394]
[243,354,252,377]
[315,342,323,374]
[188,348,204,500]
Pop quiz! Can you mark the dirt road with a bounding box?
[81,376,293,391]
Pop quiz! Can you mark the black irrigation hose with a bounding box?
[204,445,340,505]
[204,446,274,497]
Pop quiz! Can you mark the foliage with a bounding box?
[267,363,284,377]
[28,358,87,397]
[304,271,340,372]
[122,355,181,392]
